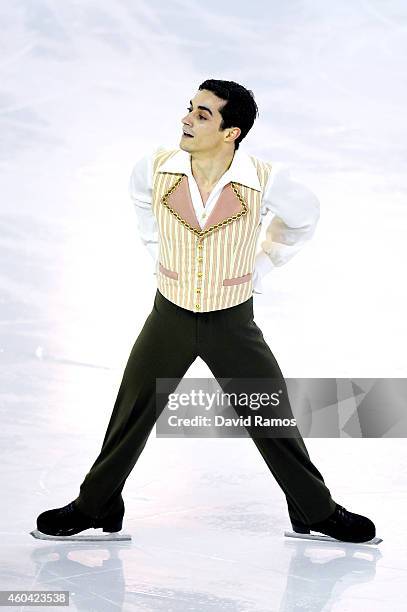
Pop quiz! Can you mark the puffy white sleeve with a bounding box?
[253,163,320,294]
[128,147,161,269]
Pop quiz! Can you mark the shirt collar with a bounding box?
[157,147,261,192]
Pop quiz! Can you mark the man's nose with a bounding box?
[182,110,194,124]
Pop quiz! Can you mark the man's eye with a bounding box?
[187,107,207,120]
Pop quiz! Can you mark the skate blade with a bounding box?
[284,530,382,545]
[30,529,131,542]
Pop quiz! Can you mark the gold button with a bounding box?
[196,288,201,293]
[197,257,203,262]
[197,272,203,278]
[195,304,200,309]
[198,244,203,249]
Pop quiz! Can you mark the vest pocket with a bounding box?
[159,262,179,280]
[223,272,252,286]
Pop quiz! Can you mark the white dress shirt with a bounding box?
[128,145,320,294]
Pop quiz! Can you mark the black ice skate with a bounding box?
[30,499,131,541]
[284,503,382,545]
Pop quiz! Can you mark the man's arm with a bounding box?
[128,147,161,274]
[253,163,321,294]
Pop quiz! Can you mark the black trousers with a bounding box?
[74,289,336,524]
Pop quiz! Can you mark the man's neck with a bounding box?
[190,148,235,189]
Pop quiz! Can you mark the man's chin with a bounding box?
[179,137,194,151]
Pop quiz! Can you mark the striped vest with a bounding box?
[152,148,272,312]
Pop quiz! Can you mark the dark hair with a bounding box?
[198,79,259,150]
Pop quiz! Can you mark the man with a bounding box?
[35,79,376,543]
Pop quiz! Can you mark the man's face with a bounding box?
[180,89,239,153]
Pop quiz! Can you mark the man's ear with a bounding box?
[227,127,241,143]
